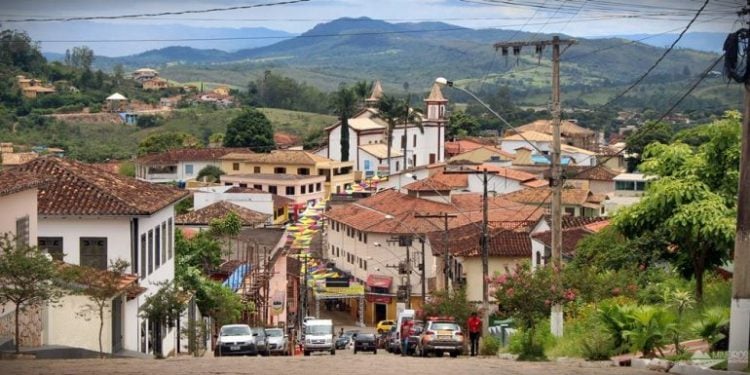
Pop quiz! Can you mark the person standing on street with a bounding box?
[400,318,413,356]
[467,312,482,356]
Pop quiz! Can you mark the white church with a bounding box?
[321,81,448,178]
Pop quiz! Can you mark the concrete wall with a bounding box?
[0,188,38,246]
[46,295,113,353]
[461,256,526,302]
[466,174,523,195]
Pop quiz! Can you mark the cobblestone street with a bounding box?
[2,353,656,375]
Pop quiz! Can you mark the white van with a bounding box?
[303,319,335,356]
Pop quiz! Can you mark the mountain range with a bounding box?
[71,17,726,97]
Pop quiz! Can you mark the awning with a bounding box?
[223,263,250,292]
[366,274,393,289]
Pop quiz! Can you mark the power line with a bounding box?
[602,0,712,107]
[1,0,311,23]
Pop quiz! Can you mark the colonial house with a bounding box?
[16,75,56,99]
[325,82,448,176]
[135,147,253,184]
[220,150,355,198]
[603,172,656,215]
[504,119,597,151]
[502,187,608,217]
[530,216,610,270]
[0,170,47,350]
[501,131,598,167]
[14,157,188,356]
[324,188,541,324]
[191,185,293,225]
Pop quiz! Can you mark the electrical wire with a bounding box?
[1,0,312,23]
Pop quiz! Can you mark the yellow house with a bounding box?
[213,86,231,96]
[220,150,355,198]
[448,145,515,164]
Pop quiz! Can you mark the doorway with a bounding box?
[375,303,387,323]
[111,297,123,353]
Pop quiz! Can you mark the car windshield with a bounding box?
[222,326,251,336]
[430,323,459,331]
[305,325,332,335]
[357,334,375,340]
[265,329,283,337]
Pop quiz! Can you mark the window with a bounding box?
[297,168,310,175]
[400,134,406,149]
[148,230,154,275]
[269,185,277,194]
[274,167,287,174]
[309,184,314,193]
[167,218,173,259]
[395,161,400,172]
[155,226,161,268]
[564,207,576,216]
[301,185,306,194]
[254,166,261,173]
[239,183,247,188]
[286,186,295,195]
[364,233,368,244]
[80,237,107,270]
[636,181,648,191]
[15,216,29,248]
[224,182,233,186]
[38,237,63,261]
[615,180,635,190]
[364,261,368,271]
[185,164,194,175]
[161,222,167,264]
[413,134,417,147]
[140,234,146,278]
[364,160,371,171]
[232,163,240,171]
[316,183,322,191]
[358,231,362,241]
[253,184,262,190]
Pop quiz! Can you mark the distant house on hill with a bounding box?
[142,78,169,91]
[106,92,128,112]
[16,75,56,99]
[504,119,597,151]
[132,68,159,82]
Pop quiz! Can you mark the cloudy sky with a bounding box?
[0,0,741,55]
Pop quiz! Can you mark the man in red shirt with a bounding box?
[467,312,482,356]
[400,318,414,356]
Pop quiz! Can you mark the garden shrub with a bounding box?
[580,329,614,361]
[480,335,500,356]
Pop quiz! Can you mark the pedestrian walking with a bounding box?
[400,318,413,356]
[468,312,482,356]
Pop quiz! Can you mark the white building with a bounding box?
[135,147,253,184]
[603,172,656,215]
[325,82,448,176]
[16,157,188,356]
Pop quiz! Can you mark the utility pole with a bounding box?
[494,36,575,337]
[414,212,458,291]
[406,242,411,309]
[728,4,750,370]
[420,235,426,308]
[481,169,490,337]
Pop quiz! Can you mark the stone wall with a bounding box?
[0,305,42,348]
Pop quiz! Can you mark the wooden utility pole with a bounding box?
[481,169,490,337]
[728,5,750,370]
[494,36,575,337]
[414,212,457,291]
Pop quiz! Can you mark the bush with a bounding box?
[580,329,614,360]
[480,335,500,356]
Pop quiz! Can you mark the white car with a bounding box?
[265,328,289,355]
[214,324,257,357]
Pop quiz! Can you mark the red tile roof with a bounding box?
[511,119,595,136]
[15,157,188,216]
[427,220,536,257]
[0,170,47,197]
[445,140,485,155]
[136,147,253,165]
[272,194,295,209]
[502,187,601,206]
[467,164,538,182]
[274,132,301,148]
[175,201,269,226]
[531,217,610,256]
[542,165,619,181]
[431,172,469,188]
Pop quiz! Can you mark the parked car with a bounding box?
[335,330,359,349]
[251,327,270,356]
[376,319,395,334]
[214,324,257,357]
[265,328,289,355]
[416,317,464,358]
[353,333,377,354]
[385,327,401,354]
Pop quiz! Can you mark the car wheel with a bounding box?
[353,349,357,354]
[450,351,458,358]
[330,349,335,355]
[373,349,377,355]
[304,350,310,356]
[436,351,444,358]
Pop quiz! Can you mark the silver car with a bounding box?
[265,328,289,355]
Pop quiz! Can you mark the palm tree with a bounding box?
[376,94,401,176]
[353,80,373,107]
[398,94,423,170]
[331,84,357,162]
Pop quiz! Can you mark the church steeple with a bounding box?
[365,80,384,108]
[424,83,447,121]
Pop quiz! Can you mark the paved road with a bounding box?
[2,352,655,375]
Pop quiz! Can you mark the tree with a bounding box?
[625,121,673,171]
[66,46,94,71]
[353,80,373,106]
[0,29,47,75]
[422,287,476,329]
[61,259,133,358]
[209,212,242,257]
[615,114,740,300]
[140,281,186,358]
[490,262,574,360]
[0,233,64,354]
[331,84,357,162]
[196,280,249,340]
[447,110,480,139]
[196,165,225,183]
[223,109,275,152]
[136,115,161,129]
[208,133,224,147]
[376,94,402,175]
[175,229,222,276]
[137,132,201,155]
